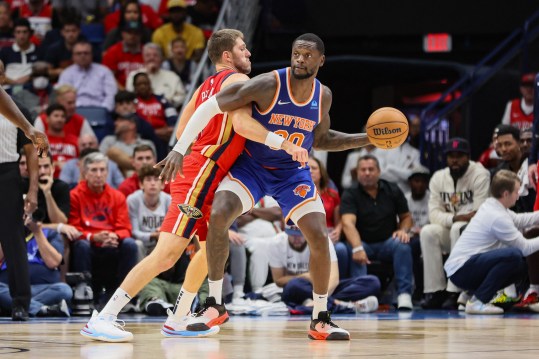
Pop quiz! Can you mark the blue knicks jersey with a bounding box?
[244,67,322,169]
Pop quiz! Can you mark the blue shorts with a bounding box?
[216,154,325,224]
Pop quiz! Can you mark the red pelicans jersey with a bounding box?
[509,98,533,130]
[190,69,246,171]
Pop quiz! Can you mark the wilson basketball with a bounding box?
[366,107,409,149]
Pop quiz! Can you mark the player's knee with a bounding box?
[209,195,242,227]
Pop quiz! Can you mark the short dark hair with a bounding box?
[13,18,32,32]
[79,148,99,159]
[73,40,92,50]
[357,154,380,170]
[491,169,520,198]
[293,33,325,55]
[133,144,155,158]
[46,103,66,116]
[496,124,520,141]
[133,72,149,86]
[138,164,162,183]
[115,90,136,104]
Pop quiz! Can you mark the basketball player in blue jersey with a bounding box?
[159,33,372,340]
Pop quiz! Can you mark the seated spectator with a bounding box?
[0,216,72,317]
[408,114,421,149]
[103,0,153,51]
[341,127,384,189]
[60,142,124,190]
[50,0,108,25]
[0,2,14,50]
[104,0,162,34]
[99,116,157,177]
[236,196,282,292]
[114,90,165,159]
[0,18,39,88]
[152,0,205,61]
[162,37,194,90]
[501,73,534,130]
[102,21,144,90]
[34,84,96,138]
[126,43,186,108]
[44,17,81,81]
[405,165,430,299]
[69,152,138,302]
[12,61,52,118]
[44,104,78,177]
[491,125,535,212]
[118,144,169,198]
[13,0,52,43]
[340,154,414,310]
[127,165,171,259]
[58,40,117,112]
[420,138,490,309]
[133,72,177,143]
[445,170,539,314]
[520,128,533,158]
[269,225,381,314]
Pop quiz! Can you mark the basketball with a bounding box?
[366,107,409,149]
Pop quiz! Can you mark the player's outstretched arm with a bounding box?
[313,86,370,152]
[0,87,49,156]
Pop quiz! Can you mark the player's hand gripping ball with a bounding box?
[366,107,409,149]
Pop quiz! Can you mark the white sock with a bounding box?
[503,284,517,297]
[233,285,244,299]
[529,284,539,293]
[209,279,223,305]
[100,288,132,317]
[172,288,197,318]
[312,292,328,319]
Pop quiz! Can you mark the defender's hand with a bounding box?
[155,150,185,183]
[281,141,309,166]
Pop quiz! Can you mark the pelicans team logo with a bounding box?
[178,204,203,219]
[293,184,311,198]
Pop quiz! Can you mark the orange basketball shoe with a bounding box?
[308,311,350,341]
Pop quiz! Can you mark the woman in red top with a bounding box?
[308,156,342,242]
[103,0,153,51]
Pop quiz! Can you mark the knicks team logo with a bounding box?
[293,184,311,198]
[310,100,318,109]
[178,204,203,219]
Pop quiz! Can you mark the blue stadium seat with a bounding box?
[76,106,113,142]
[80,23,105,44]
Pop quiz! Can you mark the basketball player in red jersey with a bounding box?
[80,29,308,342]
[159,33,374,341]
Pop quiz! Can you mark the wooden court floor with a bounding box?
[1,311,539,358]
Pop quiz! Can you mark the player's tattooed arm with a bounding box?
[313,86,370,151]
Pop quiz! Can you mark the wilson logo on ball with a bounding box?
[373,127,402,136]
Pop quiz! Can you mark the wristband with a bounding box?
[172,140,189,156]
[352,245,364,253]
[265,132,285,149]
[56,223,63,233]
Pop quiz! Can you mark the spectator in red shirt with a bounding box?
[104,0,162,34]
[69,152,138,301]
[103,0,153,51]
[118,144,170,197]
[13,0,53,43]
[34,84,96,138]
[102,20,144,90]
[133,72,177,143]
[45,103,78,177]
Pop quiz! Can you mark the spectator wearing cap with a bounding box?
[420,138,490,310]
[340,154,414,310]
[405,164,430,299]
[102,20,145,90]
[57,40,117,112]
[0,18,39,88]
[491,125,535,213]
[269,225,381,314]
[99,113,156,176]
[501,73,535,131]
[152,0,205,61]
[126,43,186,108]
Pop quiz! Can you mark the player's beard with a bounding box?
[291,67,314,80]
[449,161,469,179]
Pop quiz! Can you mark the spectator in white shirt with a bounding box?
[445,170,539,314]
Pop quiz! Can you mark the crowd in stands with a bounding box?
[3,0,539,319]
